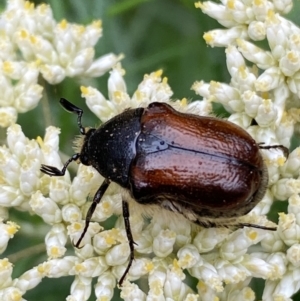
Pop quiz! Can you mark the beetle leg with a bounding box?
[40,153,81,176]
[192,218,277,231]
[237,222,276,231]
[118,200,135,286]
[74,179,110,248]
[258,143,289,158]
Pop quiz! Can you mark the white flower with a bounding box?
[287,244,300,267]
[120,282,146,301]
[40,256,78,278]
[0,258,13,288]
[0,61,42,126]
[177,245,202,269]
[67,276,92,301]
[220,228,266,261]
[94,272,115,301]
[14,266,43,292]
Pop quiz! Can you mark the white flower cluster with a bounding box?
[81,64,212,122]
[0,0,121,127]
[191,0,300,300]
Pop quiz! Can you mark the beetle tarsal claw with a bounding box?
[40,164,64,176]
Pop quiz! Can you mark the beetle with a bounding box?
[40,98,288,286]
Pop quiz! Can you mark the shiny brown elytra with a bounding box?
[40,98,288,286]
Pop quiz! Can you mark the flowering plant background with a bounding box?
[1,0,300,301]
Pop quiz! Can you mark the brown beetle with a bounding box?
[41,98,288,285]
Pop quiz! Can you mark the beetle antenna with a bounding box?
[60,98,86,135]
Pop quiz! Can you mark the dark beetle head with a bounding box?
[58,95,144,188]
[74,128,96,167]
[77,107,143,187]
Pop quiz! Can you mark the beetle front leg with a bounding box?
[74,179,110,248]
[41,153,81,176]
[118,200,136,286]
